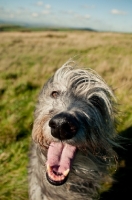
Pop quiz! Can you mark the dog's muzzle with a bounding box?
[49,112,79,140]
[46,112,78,186]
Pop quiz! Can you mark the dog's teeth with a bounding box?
[47,164,52,172]
[63,169,70,176]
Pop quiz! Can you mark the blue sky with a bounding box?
[0,0,132,32]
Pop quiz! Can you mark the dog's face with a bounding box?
[32,61,117,187]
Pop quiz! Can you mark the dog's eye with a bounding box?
[51,91,59,99]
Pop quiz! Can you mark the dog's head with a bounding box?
[32,60,118,187]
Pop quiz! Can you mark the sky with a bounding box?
[0,0,132,33]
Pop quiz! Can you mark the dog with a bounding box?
[28,60,119,200]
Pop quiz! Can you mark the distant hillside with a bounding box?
[0,24,97,32]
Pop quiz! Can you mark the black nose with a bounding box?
[49,112,79,140]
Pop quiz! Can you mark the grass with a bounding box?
[0,30,132,200]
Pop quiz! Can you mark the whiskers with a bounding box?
[72,164,100,180]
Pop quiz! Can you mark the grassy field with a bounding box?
[0,30,132,200]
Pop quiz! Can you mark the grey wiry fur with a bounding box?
[28,60,119,200]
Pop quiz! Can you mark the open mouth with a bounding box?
[46,142,76,186]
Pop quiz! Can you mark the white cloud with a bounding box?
[42,10,50,15]
[60,10,75,15]
[9,14,14,18]
[45,4,51,9]
[32,12,38,17]
[74,13,91,21]
[85,14,90,19]
[82,4,95,9]
[37,1,43,6]
[111,9,127,15]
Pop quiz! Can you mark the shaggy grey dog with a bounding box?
[28,60,119,200]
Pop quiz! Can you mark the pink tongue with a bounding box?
[47,142,76,173]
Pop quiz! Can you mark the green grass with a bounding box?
[0,30,132,200]
[0,138,29,200]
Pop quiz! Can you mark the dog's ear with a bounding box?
[89,95,108,116]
